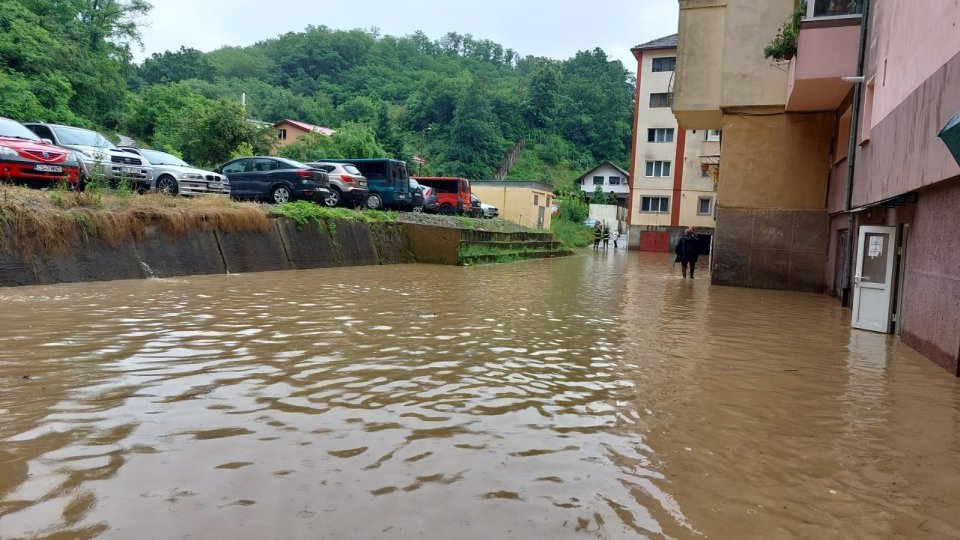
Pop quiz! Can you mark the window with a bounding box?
[644,161,671,177]
[649,93,672,108]
[652,57,676,72]
[27,124,54,140]
[698,197,713,215]
[647,128,674,143]
[609,176,621,185]
[706,130,721,142]
[641,196,669,213]
[251,158,279,172]
[592,176,604,185]
[277,128,287,140]
[221,159,249,173]
[534,194,540,206]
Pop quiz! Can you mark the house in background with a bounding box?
[575,161,630,206]
[626,33,717,253]
[471,180,554,229]
[272,119,336,149]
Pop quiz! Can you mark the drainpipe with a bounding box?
[842,0,871,308]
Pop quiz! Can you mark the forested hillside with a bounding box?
[1,0,635,186]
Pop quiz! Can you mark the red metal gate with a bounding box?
[640,231,670,252]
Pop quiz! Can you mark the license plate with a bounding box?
[35,164,63,173]
[121,166,140,174]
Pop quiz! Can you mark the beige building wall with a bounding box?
[629,41,717,233]
[674,0,794,128]
[471,184,553,229]
[273,123,312,149]
[677,131,720,229]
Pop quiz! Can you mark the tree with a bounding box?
[154,99,272,166]
[590,185,606,205]
[137,47,213,86]
[442,79,505,179]
[525,61,561,129]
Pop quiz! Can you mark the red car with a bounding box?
[0,117,81,187]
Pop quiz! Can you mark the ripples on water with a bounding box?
[1,251,959,539]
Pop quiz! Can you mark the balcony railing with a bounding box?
[807,0,863,19]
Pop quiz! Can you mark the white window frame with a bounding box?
[706,129,721,142]
[649,92,672,108]
[640,196,670,213]
[592,175,604,186]
[647,128,674,143]
[278,128,288,140]
[608,176,621,185]
[697,197,713,215]
[644,161,672,177]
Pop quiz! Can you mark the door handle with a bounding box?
[854,274,862,284]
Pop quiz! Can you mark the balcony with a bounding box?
[785,2,862,112]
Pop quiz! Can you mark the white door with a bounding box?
[851,226,898,332]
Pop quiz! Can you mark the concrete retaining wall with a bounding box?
[0,218,415,287]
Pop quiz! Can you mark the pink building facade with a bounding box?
[818,1,960,375]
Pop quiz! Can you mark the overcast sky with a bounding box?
[136,0,679,75]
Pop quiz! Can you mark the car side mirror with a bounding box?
[213,167,221,173]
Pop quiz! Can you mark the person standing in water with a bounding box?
[601,225,610,249]
[612,229,620,249]
[593,222,602,249]
[675,227,701,278]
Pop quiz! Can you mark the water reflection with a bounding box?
[1,251,958,539]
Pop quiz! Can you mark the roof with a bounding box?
[632,34,678,52]
[273,119,335,136]
[471,180,556,193]
[576,161,630,182]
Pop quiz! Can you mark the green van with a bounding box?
[317,158,412,210]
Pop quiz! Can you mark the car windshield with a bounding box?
[343,165,362,175]
[0,118,42,141]
[51,126,116,148]
[140,149,189,167]
[410,179,420,189]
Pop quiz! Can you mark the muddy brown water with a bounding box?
[1,252,959,539]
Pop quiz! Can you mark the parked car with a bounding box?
[420,184,439,213]
[316,158,411,210]
[119,147,229,197]
[23,122,153,192]
[409,179,426,213]
[306,161,368,207]
[479,202,499,219]
[0,117,82,188]
[583,218,600,228]
[215,156,330,203]
[413,176,472,215]
[469,193,484,218]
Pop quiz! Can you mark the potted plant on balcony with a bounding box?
[763,1,806,62]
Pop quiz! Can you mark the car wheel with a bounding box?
[439,203,455,215]
[412,204,424,213]
[366,192,383,210]
[323,187,342,207]
[157,175,178,195]
[271,185,292,204]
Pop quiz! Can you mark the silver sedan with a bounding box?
[119,147,230,197]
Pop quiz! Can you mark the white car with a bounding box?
[479,202,499,219]
[120,147,230,197]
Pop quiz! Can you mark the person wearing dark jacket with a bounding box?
[593,223,602,249]
[675,227,701,278]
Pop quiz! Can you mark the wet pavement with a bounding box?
[1,251,958,539]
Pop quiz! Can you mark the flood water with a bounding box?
[1,251,959,539]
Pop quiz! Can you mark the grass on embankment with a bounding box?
[0,184,269,257]
[551,219,594,249]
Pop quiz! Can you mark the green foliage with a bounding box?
[276,123,388,162]
[557,194,588,223]
[551,219,594,249]
[590,185,606,205]
[763,1,806,62]
[1,2,634,185]
[270,200,395,229]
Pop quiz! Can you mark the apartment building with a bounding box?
[673,0,960,376]
[626,34,717,253]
